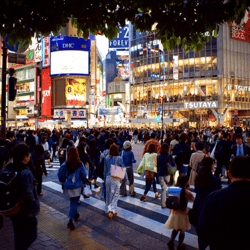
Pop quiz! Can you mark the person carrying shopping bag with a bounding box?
[120,141,137,197]
[137,143,160,201]
[57,147,87,230]
[157,143,176,208]
[104,144,125,219]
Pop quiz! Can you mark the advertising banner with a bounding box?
[65,79,86,106]
[99,107,119,115]
[109,24,129,48]
[54,109,86,118]
[42,35,51,67]
[173,55,178,80]
[41,68,52,116]
[116,54,129,81]
[50,36,90,76]
[35,32,42,62]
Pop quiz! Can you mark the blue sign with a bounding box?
[235,115,238,118]
[235,119,238,122]
[158,108,162,112]
[99,107,119,115]
[50,36,91,76]
[50,36,90,52]
[156,116,161,122]
[232,114,234,118]
[109,24,129,48]
[4,34,20,52]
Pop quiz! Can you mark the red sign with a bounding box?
[103,91,106,96]
[230,11,250,43]
[41,68,52,116]
[44,36,50,67]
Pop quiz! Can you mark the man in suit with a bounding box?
[231,134,250,157]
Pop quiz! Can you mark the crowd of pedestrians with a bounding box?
[0,125,250,250]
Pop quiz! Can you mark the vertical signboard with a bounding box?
[41,68,52,116]
[42,35,51,67]
[173,55,179,80]
[35,32,42,62]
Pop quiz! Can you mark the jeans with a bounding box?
[120,167,135,195]
[101,180,106,200]
[10,216,37,250]
[69,196,80,220]
[144,173,157,195]
[36,173,43,195]
[159,176,169,205]
[179,165,189,175]
[134,135,138,143]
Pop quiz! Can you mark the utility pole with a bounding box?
[1,41,7,139]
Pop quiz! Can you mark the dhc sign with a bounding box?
[184,101,218,109]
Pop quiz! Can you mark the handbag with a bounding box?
[44,150,50,160]
[83,185,92,196]
[145,170,155,182]
[111,157,126,179]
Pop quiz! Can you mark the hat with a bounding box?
[123,141,131,149]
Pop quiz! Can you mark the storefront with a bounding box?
[129,20,250,128]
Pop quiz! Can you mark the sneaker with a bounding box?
[74,213,80,222]
[161,204,167,209]
[48,165,53,168]
[67,220,75,230]
[140,195,147,202]
[155,192,161,199]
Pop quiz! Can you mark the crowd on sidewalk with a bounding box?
[0,125,250,250]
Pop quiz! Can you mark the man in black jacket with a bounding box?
[196,156,250,250]
[25,130,36,153]
[214,132,231,178]
[231,134,250,157]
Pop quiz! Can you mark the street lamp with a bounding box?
[85,101,89,128]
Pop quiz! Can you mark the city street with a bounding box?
[1,141,228,250]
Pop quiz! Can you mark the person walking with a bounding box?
[189,142,207,186]
[137,143,160,201]
[58,138,70,166]
[142,133,161,156]
[104,144,125,219]
[120,141,136,197]
[191,157,221,250]
[31,145,48,196]
[25,130,36,154]
[157,143,176,208]
[6,144,40,250]
[196,156,250,250]
[40,136,51,168]
[57,147,87,230]
[51,130,59,162]
[165,175,195,250]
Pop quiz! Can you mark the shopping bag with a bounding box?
[111,157,126,179]
[83,185,92,196]
[95,187,102,199]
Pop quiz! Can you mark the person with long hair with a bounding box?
[58,138,70,166]
[57,147,87,230]
[88,139,100,188]
[157,143,176,208]
[165,175,195,250]
[193,157,221,250]
[31,144,48,196]
[137,143,160,201]
[104,144,125,219]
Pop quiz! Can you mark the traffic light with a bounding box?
[8,76,17,101]
[218,113,221,118]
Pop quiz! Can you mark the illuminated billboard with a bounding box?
[50,36,90,76]
[65,79,86,106]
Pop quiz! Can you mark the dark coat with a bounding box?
[196,181,250,250]
[26,135,36,153]
[157,154,176,176]
[172,142,191,169]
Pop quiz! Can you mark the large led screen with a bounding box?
[65,78,86,106]
[51,50,89,76]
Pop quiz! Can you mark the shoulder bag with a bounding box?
[111,157,126,179]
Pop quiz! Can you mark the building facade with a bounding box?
[129,21,250,128]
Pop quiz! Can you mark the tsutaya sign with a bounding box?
[184,101,218,109]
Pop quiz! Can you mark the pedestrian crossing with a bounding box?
[44,159,228,250]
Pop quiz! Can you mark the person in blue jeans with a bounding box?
[120,141,137,197]
[58,147,87,230]
[157,143,176,208]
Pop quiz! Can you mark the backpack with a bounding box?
[0,168,21,215]
[59,147,67,159]
[214,144,224,160]
[166,187,187,210]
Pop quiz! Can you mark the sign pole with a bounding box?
[1,41,7,139]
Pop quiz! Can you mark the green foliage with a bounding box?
[0,0,249,52]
